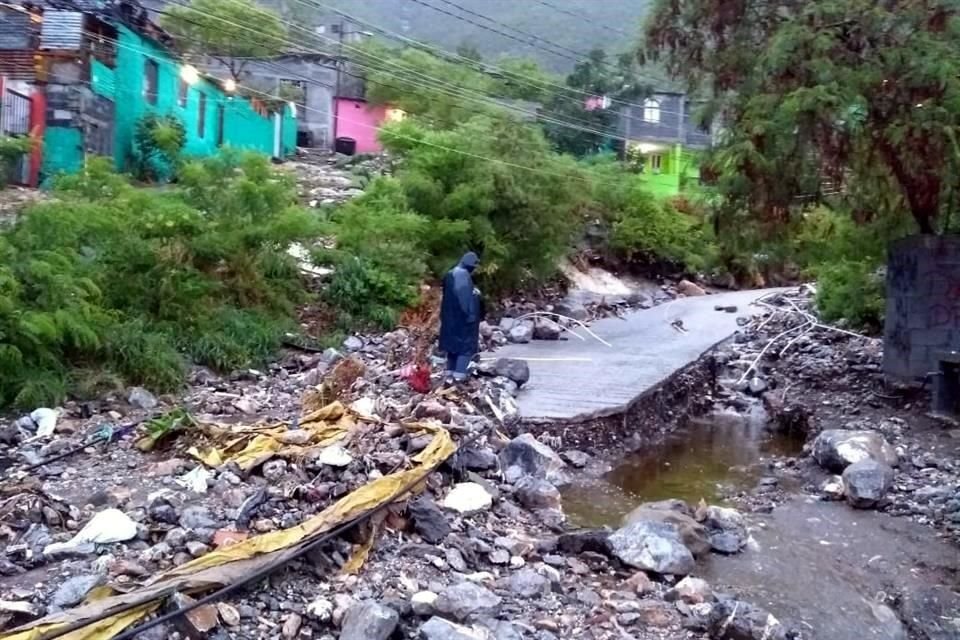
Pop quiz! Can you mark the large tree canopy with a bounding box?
[645,0,960,233]
[160,0,288,80]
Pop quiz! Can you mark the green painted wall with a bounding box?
[42,126,84,181]
[637,144,702,198]
[282,106,297,155]
[111,26,287,170]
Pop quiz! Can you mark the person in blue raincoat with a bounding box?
[439,252,482,383]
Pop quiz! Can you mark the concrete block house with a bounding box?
[618,91,714,198]
[0,0,296,187]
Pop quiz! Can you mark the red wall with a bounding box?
[334,98,387,154]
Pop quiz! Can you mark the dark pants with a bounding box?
[446,352,473,380]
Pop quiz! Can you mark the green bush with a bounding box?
[0,153,317,408]
[132,113,186,181]
[0,135,32,187]
[816,260,885,331]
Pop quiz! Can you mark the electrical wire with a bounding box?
[289,0,670,120]
[531,0,632,37]
[154,0,649,140]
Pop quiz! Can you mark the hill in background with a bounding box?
[309,0,647,72]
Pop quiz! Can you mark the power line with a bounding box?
[157,0,650,140]
[164,0,692,129]
[77,30,631,186]
[289,0,684,125]
[432,0,590,60]
[532,0,631,37]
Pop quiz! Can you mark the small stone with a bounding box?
[508,324,533,344]
[821,476,845,501]
[411,591,438,617]
[306,597,333,622]
[435,583,501,621]
[677,280,706,296]
[281,612,302,639]
[128,387,158,410]
[493,358,530,387]
[343,336,364,352]
[625,571,656,595]
[561,450,590,468]
[668,576,713,604]
[489,549,509,564]
[709,532,742,555]
[217,603,240,627]
[514,476,561,511]
[500,434,569,485]
[340,601,398,640]
[446,547,468,572]
[409,498,451,544]
[262,459,288,482]
[842,459,895,509]
[533,318,562,341]
[233,397,259,415]
[633,600,680,627]
[420,617,492,640]
[442,483,493,515]
[508,568,551,598]
[185,541,210,558]
[148,500,179,525]
[415,400,452,423]
[608,520,695,575]
[50,574,102,608]
[179,505,217,530]
[748,377,768,395]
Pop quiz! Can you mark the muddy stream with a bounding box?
[561,407,958,640]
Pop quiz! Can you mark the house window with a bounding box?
[144,59,158,105]
[198,92,206,138]
[642,98,661,124]
[216,104,225,146]
[178,79,188,107]
[650,154,662,174]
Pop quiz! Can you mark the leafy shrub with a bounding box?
[132,113,186,181]
[0,134,32,187]
[0,153,316,407]
[380,114,585,291]
[816,261,885,331]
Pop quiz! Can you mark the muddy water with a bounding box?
[561,408,960,640]
[562,406,803,528]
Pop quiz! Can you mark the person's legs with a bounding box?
[452,352,473,381]
[445,353,458,380]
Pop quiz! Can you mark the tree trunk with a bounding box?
[880,140,942,234]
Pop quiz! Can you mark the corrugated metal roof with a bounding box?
[0,11,33,50]
[40,10,84,50]
[0,51,37,80]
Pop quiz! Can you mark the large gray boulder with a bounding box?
[608,520,696,575]
[435,583,501,622]
[842,459,894,509]
[339,601,399,640]
[514,475,561,511]
[500,433,569,485]
[707,599,789,640]
[493,358,530,387]
[623,505,711,557]
[812,430,898,472]
[508,323,533,344]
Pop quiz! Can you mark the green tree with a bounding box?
[541,49,647,156]
[645,0,960,234]
[160,0,288,80]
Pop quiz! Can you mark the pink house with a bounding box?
[333,97,388,154]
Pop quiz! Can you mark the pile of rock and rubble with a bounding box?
[285,149,389,208]
[709,286,960,544]
[0,320,795,640]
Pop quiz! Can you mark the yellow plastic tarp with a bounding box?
[1,419,455,640]
[187,402,352,471]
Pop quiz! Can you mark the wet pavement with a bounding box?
[493,289,784,422]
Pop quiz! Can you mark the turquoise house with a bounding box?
[2,0,296,184]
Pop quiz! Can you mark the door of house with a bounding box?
[216,104,225,147]
[1,88,32,185]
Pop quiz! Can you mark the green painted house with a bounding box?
[619,92,713,198]
[2,0,295,185]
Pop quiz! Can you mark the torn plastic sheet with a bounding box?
[1,419,454,640]
[43,509,138,557]
[187,402,352,471]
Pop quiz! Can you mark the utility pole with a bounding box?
[332,17,344,145]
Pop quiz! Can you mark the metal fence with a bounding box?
[1,88,32,185]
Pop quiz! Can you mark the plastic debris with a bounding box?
[30,408,58,438]
[316,444,353,467]
[349,397,378,420]
[43,509,138,557]
[176,467,213,494]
